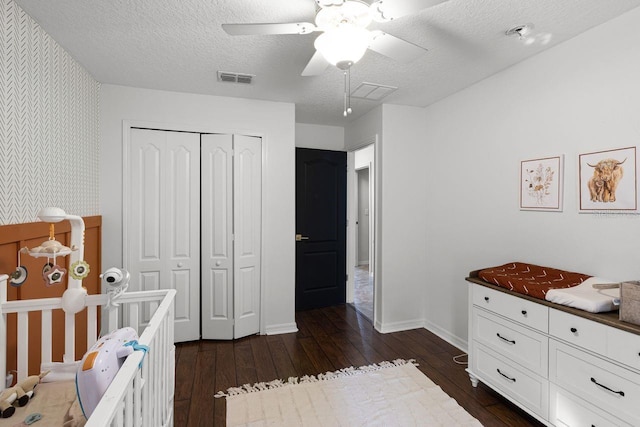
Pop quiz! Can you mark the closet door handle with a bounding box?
[496,333,516,345]
[497,369,516,382]
[590,377,625,396]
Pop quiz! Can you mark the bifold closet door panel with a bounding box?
[233,135,262,339]
[128,128,201,342]
[201,134,262,340]
[201,134,234,340]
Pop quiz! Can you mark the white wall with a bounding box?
[343,7,640,348]
[295,123,345,151]
[100,84,297,334]
[354,144,374,169]
[0,0,100,225]
[419,7,640,348]
[377,105,430,332]
[346,106,382,151]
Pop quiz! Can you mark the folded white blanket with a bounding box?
[545,277,620,313]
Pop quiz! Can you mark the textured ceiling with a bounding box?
[15,0,640,126]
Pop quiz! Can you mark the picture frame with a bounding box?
[579,146,637,212]
[520,155,564,211]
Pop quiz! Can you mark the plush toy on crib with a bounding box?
[0,371,48,418]
[100,267,130,308]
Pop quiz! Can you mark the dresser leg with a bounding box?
[467,371,479,387]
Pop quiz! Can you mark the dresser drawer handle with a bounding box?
[484,297,490,302]
[497,368,516,382]
[496,333,516,345]
[570,327,577,333]
[590,377,625,397]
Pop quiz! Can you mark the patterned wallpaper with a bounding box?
[0,0,100,225]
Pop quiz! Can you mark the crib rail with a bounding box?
[88,289,176,427]
[0,274,176,427]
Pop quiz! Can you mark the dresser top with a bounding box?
[467,270,640,337]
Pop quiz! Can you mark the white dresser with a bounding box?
[467,276,640,427]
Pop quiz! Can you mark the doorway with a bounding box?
[347,142,376,322]
[353,168,373,320]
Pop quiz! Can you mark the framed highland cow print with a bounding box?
[579,146,637,212]
[520,155,563,211]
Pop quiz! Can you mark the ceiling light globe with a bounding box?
[315,25,371,68]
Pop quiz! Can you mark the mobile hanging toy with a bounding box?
[9,249,28,287]
[19,207,91,314]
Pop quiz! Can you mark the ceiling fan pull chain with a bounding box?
[343,70,348,117]
[347,67,352,115]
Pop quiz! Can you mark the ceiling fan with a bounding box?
[222,0,447,76]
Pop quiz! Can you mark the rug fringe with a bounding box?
[214,358,417,398]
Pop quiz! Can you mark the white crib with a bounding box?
[0,273,176,427]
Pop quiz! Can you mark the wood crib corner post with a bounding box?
[0,274,8,384]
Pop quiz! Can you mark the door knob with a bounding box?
[177,262,184,268]
[216,261,221,266]
[295,234,310,241]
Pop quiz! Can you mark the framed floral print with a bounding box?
[520,155,563,211]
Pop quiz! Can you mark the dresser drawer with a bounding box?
[549,308,607,355]
[472,285,548,332]
[549,340,640,425]
[607,327,640,372]
[549,384,632,427]
[473,344,548,419]
[473,309,548,377]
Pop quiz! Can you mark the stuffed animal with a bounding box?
[0,371,48,418]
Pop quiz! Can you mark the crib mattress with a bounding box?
[0,381,85,427]
[478,262,591,300]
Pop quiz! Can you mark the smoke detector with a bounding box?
[505,23,534,39]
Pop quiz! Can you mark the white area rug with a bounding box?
[216,359,482,426]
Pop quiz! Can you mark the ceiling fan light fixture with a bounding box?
[315,0,345,7]
[315,1,372,29]
[369,0,389,22]
[314,25,371,69]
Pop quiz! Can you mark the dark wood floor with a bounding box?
[174,304,543,426]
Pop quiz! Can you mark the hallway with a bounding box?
[352,264,373,321]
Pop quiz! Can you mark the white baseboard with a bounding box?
[375,319,425,334]
[373,318,468,354]
[422,319,468,353]
[264,322,298,335]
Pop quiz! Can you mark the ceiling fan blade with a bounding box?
[222,22,317,36]
[370,0,447,21]
[368,31,427,63]
[301,50,330,76]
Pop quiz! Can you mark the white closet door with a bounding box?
[201,134,261,339]
[201,134,234,339]
[128,128,201,342]
[233,135,262,339]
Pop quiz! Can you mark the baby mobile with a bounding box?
[8,207,91,314]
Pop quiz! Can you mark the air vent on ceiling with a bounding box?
[351,82,398,101]
[217,71,255,84]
